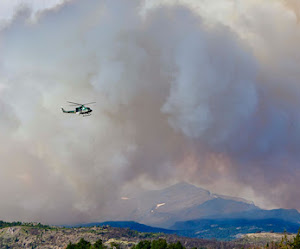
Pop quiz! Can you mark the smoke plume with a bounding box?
[0,0,300,224]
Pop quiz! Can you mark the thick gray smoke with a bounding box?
[0,0,300,224]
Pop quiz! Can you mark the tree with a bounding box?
[66,238,91,249]
[167,241,184,249]
[151,239,168,249]
[292,229,300,249]
[279,231,291,249]
[66,242,76,249]
[133,240,151,249]
[93,239,107,249]
[76,238,91,249]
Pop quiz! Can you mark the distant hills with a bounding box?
[71,221,175,234]
[79,182,300,239]
[73,218,300,240]
[0,223,259,248]
[171,218,300,239]
[108,182,260,228]
[217,208,300,222]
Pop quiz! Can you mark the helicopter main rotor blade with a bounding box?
[82,102,96,105]
[67,101,82,105]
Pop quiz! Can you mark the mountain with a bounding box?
[112,182,260,228]
[217,208,300,223]
[171,218,300,240]
[177,198,259,220]
[94,182,300,239]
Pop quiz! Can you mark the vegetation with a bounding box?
[66,238,92,248]
[67,238,185,249]
[0,220,300,249]
[64,231,300,249]
[0,220,22,228]
[0,220,52,230]
[264,229,300,248]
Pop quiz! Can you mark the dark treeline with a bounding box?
[132,239,195,249]
[66,238,105,249]
[66,238,197,249]
[0,220,22,228]
[0,220,52,229]
[66,230,300,249]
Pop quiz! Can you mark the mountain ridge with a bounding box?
[112,182,260,228]
[101,182,300,235]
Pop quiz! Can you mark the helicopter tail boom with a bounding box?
[61,107,76,113]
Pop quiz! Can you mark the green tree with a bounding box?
[279,231,291,249]
[167,241,184,249]
[76,238,91,249]
[151,239,168,249]
[66,238,91,249]
[133,240,151,249]
[292,229,300,249]
[66,242,76,249]
[93,239,107,249]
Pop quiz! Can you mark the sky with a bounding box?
[0,0,300,225]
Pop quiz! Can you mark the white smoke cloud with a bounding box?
[0,0,300,224]
[161,23,258,143]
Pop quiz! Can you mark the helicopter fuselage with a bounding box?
[76,105,92,115]
[62,104,93,116]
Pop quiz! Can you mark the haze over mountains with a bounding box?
[108,182,257,228]
[98,182,300,235]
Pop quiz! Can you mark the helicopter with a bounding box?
[61,101,96,117]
